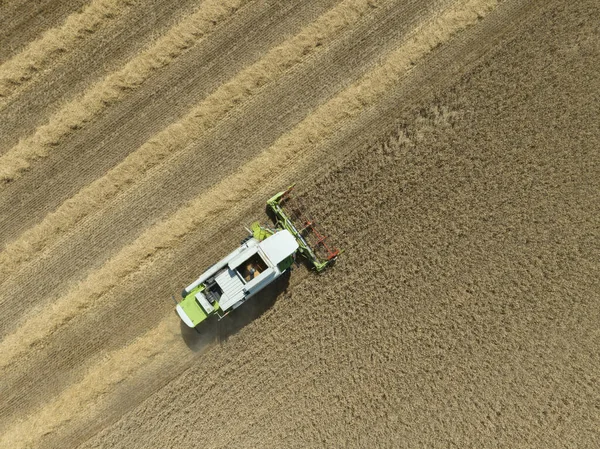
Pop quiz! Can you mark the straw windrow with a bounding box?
[0,0,252,182]
[0,0,383,283]
[0,0,137,100]
[0,0,499,385]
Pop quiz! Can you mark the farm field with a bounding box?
[0,0,598,447]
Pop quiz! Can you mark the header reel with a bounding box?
[267,185,341,272]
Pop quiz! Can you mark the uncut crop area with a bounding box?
[0,0,598,447]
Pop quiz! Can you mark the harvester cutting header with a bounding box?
[175,186,340,328]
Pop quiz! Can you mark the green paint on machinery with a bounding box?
[175,186,340,328]
[250,221,273,241]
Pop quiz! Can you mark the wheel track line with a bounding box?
[0,0,253,181]
[0,0,498,377]
[0,1,500,444]
[0,0,137,101]
[0,0,384,285]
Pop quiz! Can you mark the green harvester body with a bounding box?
[175,186,340,328]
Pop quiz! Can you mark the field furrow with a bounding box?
[0,0,343,245]
[0,0,139,101]
[0,0,254,178]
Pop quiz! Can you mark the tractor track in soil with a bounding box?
[0,0,348,243]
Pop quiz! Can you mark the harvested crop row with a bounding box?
[0,0,415,426]
[0,319,183,449]
[0,0,252,182]
[0,0,499,372]
[0,0,383,284]
[0,0,137,100]
[0,0,89,64]
[0,255,314,447]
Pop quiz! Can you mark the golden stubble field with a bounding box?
[0,0,598,447]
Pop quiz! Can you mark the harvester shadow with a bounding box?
[180,270,291,352]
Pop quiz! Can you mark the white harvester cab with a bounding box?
[175,186,340,329]
[176,229,298,328]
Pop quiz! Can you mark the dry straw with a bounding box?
[0,0,251,181]
[0,319,183,449]
[0,0,136,99]
[0,3,500,445]
[0,0,381,283]
[0,0,498,392]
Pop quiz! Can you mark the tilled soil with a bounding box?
[0,0,598,448]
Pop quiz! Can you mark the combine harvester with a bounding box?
[175,186,340,328]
